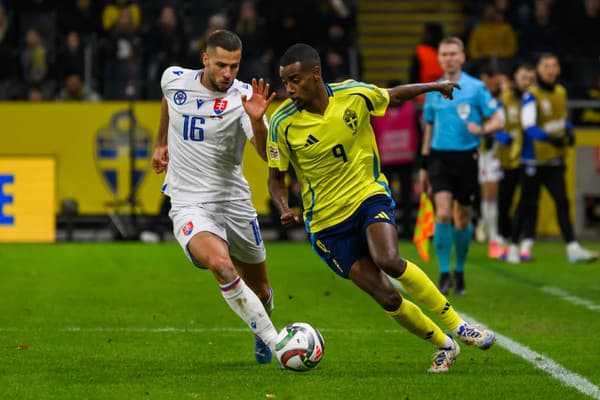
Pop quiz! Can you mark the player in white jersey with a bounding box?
[151,30,280,365]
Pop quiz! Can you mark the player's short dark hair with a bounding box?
[206,29,242,52]
[537,52,559,64]
[279,43,321,69]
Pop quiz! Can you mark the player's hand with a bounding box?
[437,80,461,100]
[418,169,431,196]
[280,209,301,228]
[466,122,485,135]
[242,78,277,121]
[152,144,169,174]
[546,135,565,148]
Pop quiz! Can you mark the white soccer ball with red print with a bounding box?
[274,322,325,371]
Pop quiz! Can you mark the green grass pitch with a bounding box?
[1,241,599,399]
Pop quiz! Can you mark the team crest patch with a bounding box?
[182,221,194,236]
[174,90,187,105]
[269,145,279,160]
[343,108,358,132]
[214,99,228,115]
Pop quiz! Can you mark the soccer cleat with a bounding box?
[488,241,502,259]
[506,245,520,264]
[438,273,452,295]
[254,335,273,364]
[456,325,496,350]
[427,334,461,373]
[519,249,535,262]
[567,244,599,263]
[453,272,465,296]
[499,245,509,261]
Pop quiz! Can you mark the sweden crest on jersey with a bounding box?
[94,111,152,201]
[343,108,358,132]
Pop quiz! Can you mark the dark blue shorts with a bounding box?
[310,194,396,278]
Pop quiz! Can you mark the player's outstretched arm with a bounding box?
[388,80,461,106]
[152,97,169,174]
[268,168,301,228]
[243,78,277,161]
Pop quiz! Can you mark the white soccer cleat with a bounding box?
[456,325,496,350]
[506,244,520,264]
[567,243,599,264]
[427,335,460,373]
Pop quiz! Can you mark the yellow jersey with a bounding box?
[498,88,524,169]
[267,80,391,233]
[521,83,567,165]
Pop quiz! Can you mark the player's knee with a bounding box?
[372,251,404,275]
[206,257,237,283]
[436,210,452,223]
[379,290,402,312]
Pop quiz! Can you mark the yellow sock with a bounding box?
[397,260,461,331]
[387,298,447,347]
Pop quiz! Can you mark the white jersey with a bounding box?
[161,66,259,202]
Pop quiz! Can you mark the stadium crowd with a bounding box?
[0,0,359,101]
[0,0,598,103]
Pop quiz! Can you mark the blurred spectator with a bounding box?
[410,22,443,84]
[267,3,314,60]
[55,31,85,83]
[186,13,227,67]
[234,1,272,83]
[27,83,45,101]
[569,0,600,57]
[566,0,600,90]
[144,5,187,99]
[319,21,357,82]
[58,0,102,39]
[371,80,419,239]
[20,26,47,85]
[0,3,17,99]
[56,72,101,101]
[581,73,600,125]
[99,7,142,99]
[467,2,518,72]
[102,0,140,32]
[317,0,356,41]
[519,0,566,62]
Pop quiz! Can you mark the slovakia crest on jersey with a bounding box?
[182,221,194,236]
[213,99,228,115]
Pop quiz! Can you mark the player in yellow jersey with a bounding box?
[267,43,496,373]
[506,53,599,263]
[495,63,536,259]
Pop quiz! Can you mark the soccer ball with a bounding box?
[274,322,325,372]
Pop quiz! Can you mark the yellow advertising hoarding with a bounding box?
[0,102,273,216]
[0,157,55,242]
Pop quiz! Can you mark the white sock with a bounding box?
[566,241,580,252]
[220,277,278,348]
[520,238,534,252]
[263,287,274,316]
[452,319,469,337]
[482,200,500,243]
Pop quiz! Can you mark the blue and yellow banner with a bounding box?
[0,157,55,242]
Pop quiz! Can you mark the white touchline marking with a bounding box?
[462,313,600,400]
[540,286,600,312]
[386,276,600,398]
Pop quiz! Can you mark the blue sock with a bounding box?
[454,224,473,273]
[434,222,453,274]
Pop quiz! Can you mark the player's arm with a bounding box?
[268,168,301,228]
[520,92,559,145]
[242,78,276,162]
[466,109,504,136]
[151,97,169,174]
[388,80,461,106]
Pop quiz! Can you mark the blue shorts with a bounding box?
[310,194,396,278]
